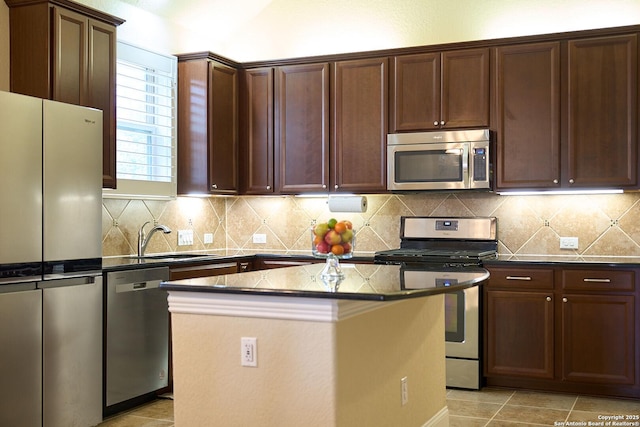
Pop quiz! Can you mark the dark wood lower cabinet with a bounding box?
[561,293,635,385]
[485,290,554,379]
[484,264,639,399]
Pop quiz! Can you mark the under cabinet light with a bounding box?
[497,189,623,196]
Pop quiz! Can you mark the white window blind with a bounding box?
[105,41,177,199]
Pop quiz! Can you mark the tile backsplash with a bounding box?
[102,192,640,258]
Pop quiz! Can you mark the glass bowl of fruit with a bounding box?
[311,218,355,259]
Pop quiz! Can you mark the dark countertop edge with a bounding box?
[159,275,485,301]
[485,258,640,268]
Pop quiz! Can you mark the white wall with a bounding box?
[1,0,639,80]
[76,0,640,60]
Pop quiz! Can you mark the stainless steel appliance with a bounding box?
[374,216,497,389]
[0,91,103,427]
[105,267,171,414]
[387,129,492,191]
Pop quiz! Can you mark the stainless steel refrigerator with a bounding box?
[0,91,103,427]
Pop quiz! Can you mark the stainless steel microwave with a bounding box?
[387,129,492,191]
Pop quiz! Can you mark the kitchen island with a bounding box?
[161,262,488,427]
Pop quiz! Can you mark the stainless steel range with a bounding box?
[374,216,497,389]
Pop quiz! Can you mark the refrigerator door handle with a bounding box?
[37,275,97,289]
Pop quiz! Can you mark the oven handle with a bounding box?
[506,275,532,281]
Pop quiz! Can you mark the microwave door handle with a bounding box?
[462,144,470,186]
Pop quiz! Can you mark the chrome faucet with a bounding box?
[138,221,172,256]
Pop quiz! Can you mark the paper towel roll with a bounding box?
[327,196,367,213]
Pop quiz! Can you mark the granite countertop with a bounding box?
[101,252,373,271]
[159,262,489,301]
[101,252,242,270]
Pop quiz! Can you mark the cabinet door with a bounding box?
[209,62,238,194]
[494,42,561,190]
[275,63,330,193]
[561,293,635,384]
[241,68,274,194]
[441,48,490,129]
[333,57,388,192]
[52,6,87,105]
[390,53,440,131]
[567,34,638,188]
[177,60,209,194]
[87,19,117,189]
[485,290,555,379]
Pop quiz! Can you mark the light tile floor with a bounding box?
[447,388,640,426]
[97,388,640,426]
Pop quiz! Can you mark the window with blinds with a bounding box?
[105,41,177,198]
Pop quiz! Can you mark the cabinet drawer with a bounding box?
[562,269,635,292]
[169,262,238,280]
[486,266,554,290]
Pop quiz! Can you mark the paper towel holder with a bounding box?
[327,195,367,213]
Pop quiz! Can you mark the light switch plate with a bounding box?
[204,233,214,244]
[178,229,194,246]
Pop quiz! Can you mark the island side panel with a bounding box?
[336,295,447,426]
[169,294,448,426]
[170,313,337,426]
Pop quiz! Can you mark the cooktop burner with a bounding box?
[374,248,497,260]
[374,216,498,266]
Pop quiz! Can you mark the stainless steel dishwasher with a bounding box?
[105,266,170,414]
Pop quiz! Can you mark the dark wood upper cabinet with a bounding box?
[566,34,638,189]
[244,59,387,195]
[494,42,561,190]
[240,68,275,195]
[177,57,238,195]
[390,48,489,132]
[6,0,123,188]
[495,33,638,191]
[332,57,388,192]
[275,63,330,194]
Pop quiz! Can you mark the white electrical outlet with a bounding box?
[252,233,267,244]
[204,233,214,244]
[560,237,579,249]
[177,229,194,246]
[401,377,408,406]
[241,337,257,367]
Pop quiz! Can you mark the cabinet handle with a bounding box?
[334,184,339,189]
[440,120,445,126]
[506,276,532,281]
[569,179,574,184]
[583,278,611,283]
[211,184,218,189]
[322,184,327,189]
[266,185,271,190]
[433,120,439,126]
[546,296,552,301]
[553,179,559,184]
[562,297,568,303]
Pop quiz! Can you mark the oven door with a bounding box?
[387,142,469,191]
[445,285,479,359]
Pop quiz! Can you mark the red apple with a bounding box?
[316,241,330,254]
[324,230,342,245]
